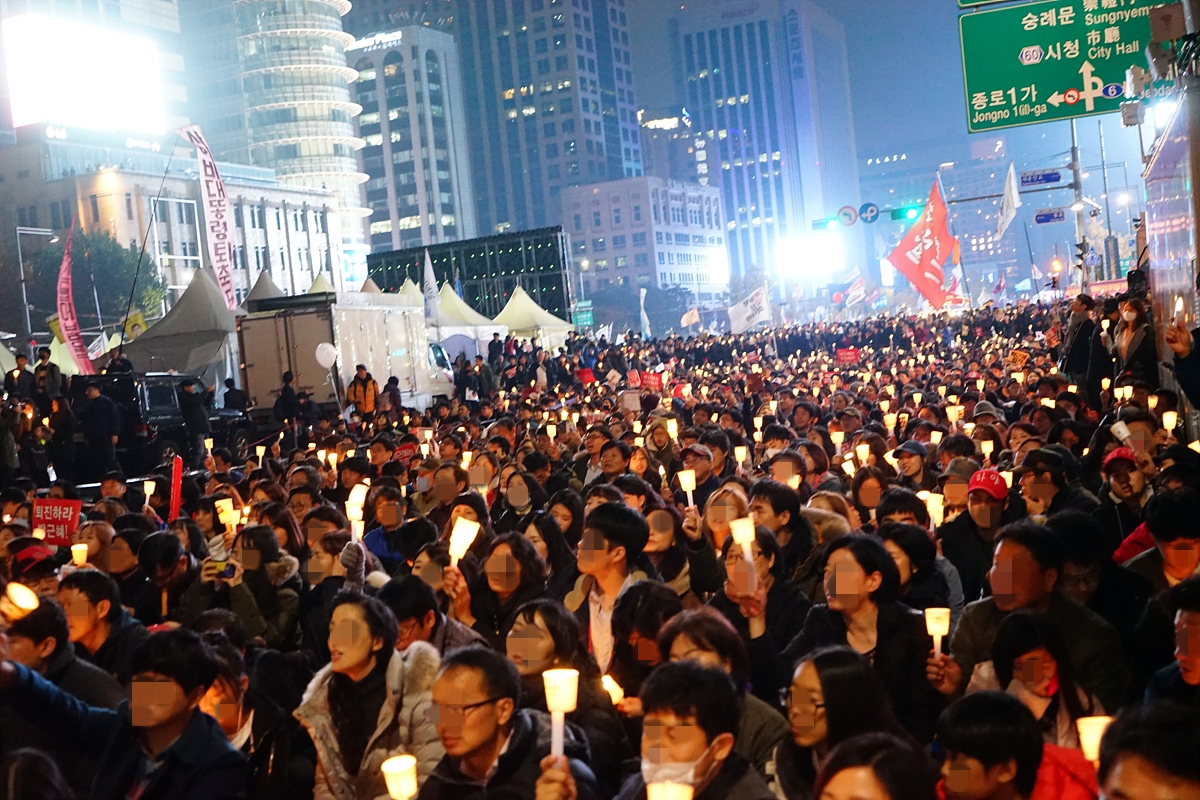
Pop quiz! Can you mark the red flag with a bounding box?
[886,180,955,309]
[169,455,183,521]
[55,226,95,375]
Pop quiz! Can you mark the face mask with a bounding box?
[641,754,705,788]
[764,447,782,458]
[416,476,431,492]
[1122,310,1137,322]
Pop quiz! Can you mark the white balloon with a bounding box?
[315,342,338,369]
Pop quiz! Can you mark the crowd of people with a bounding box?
[0,292,1198,800]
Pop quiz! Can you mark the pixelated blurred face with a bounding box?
[770,461,796,484]
[1159,538,1200,581]
[989,539,1052,613]
[943,478,969,510]
[305,518,338,547]
[642,711,710,770]
[235,540,261,571]
[787,660,827,748]
[941,752,1012,800]
[328,603,382,678]
[1175,610,1200,686]
[428,666,509,757]
[200,677,245,737]
[668,632,729,675]
[706,495,738,534]
[1127,422,1155,454]
[724,541,771,595]
[57,587,101,643]
[1012,646,1058,696]
[434,471,460,504]
[506,612,557,676]
[549,504,573,537]
[967,490,1005,531]
[485,544,520,596]
[108,537,137,575]
[1018,470,1056,504]
[882,540,913,585]
[449,503,480,530]
[413,551,444,592]
[506,477,531,509]
[577,527,615,574]
[376,500,403,529]
[645,509,675,554]
[130,675,188,728]
[628,630,661,665]
[71,525,102,559]
[857,479,883,508]
[524,523,549,561]
[469,464,491,487]
[823,548,875,613]
[819,767,891,800]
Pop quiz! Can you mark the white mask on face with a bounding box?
[764,447,783,459]
[1122,310,1137,322]
[641,747,710,788]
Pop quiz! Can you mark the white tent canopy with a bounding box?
[397,278,423,307]
[122,269,238,373]
[360,277,383,294]
[493,286,573,350]
[433,283,508,360]
[245,271,285,304]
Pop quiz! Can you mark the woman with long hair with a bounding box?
[769,646,913,800]
[47,395,77,486]
[521,511,577,601]
[298,529,351,665]
[491,469,547,534]
[781,534,941,743]
[194,495,231,557]
[547,488,585,550]
[876,522,952,613]
[445,532,547,649]
[850,467,889,532]
[183,524,303,650]
[70,520,114,572]
[1106,296,1158,385]
[294,592,443,798]
[168,517,211,561]
[644,504,724,608]
[965,609,1103,749]
[259,501,308,563]
[683,482,749,554]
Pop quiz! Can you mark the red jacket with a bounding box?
[938,744,1098,800]
[1113,522,1154,565]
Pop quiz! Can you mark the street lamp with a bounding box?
[15,226,59,357]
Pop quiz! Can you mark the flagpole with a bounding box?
[937,168,973,309]
[1022,221,1043,296]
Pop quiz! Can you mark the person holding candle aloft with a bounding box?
[446,533,547,651]
[419,645,602,800]
[673,444,723,512]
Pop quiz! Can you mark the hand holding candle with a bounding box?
[925,607,951,656]
[729,517,758,594]
[543,668,579,758]
[448,517,481,567]
[601,674,624,705]
[677,469,696,508]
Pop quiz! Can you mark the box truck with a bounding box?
[238,290,454,421]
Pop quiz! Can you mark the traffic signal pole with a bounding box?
[1071,118,1089,294]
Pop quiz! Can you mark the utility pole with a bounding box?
[1070,119,1089,293]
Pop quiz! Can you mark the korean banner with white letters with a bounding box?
[728,284,771,334]
[55,226,95,375]
[177,125,237,310]
[32,499,82,547]
[886,180,955,309]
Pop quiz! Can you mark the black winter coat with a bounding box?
[75,607,150,686]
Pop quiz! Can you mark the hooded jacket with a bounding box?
[294,640,444,800]
[417,707,603,800]
[347,374,379,414]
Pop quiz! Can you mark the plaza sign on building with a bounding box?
[959,0,1153,133]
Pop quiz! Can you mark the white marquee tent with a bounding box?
[493,286,573,350]
[433,283,508,359]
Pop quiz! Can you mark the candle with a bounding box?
[787,475,801,490]
[256,445,266,459]
[976,378,986,391]
[601,674,624,705]
[1175,295,1185,322]
[925,607,951,655]
[381,754,418,800]
[448,518,481,567]
[543,668,580,758]
[929,430,943,445]
[346,503,364,522]
[840,458,856,476]
[980,440,994,457]
[1101,377,1111,392]
[420,443,430,456]
[667,419,679,439]
[0,582,40,623]
[635,436,645,448]
[144,480,156,498]
[729,517,758,593]
[830,430,844,453]
[308,442,317,450]
[1102,318,1110,332]
[925,492,944,528]
[913,392,923,406]
[423,429,434,441]
[1191,440,1200,453]
[1076,716,1112,765]
[855,442,870,465]
[677,469,696,508]
[884,413,898,431]
[769,400,778,414]
[883,449,899,469]
[328,452,339,470]
[754,416,763,430]
[1040,397,1055,408]
[1068,384,1078,394]
[547,423,558,439]
[204,437,214,453]
[734,445,748,465]
[215,498,235,529]
[1001,471,1013,488]
[1163,410,1179,431]
[647,782,694,800]
[350,519,364,541]
[1012,372,1024,385]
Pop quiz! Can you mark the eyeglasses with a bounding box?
[425,696,502,725]
[779,689,826,713]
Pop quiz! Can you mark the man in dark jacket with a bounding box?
[179,379,214,468]
[1086,298,1120,410]
[4,352,35,399]
[1093,447,1151,558]
[1016,449,1098,517]
[1,597,124,794]
[58,568,150,686]
[1060,293,1097,385]
[222,378,249,412]
[937,469,1025,604]
[81,381,122,476]
[616,661,775,800]
[418,645,602,800]
[0,627,247,800]
[379,576,488,657]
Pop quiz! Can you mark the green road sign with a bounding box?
[573,309,594,327]
[960,0,1153,133]
[958,0,1017,6]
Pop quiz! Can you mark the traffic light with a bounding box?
[811,218,838,231]
[890,205,922,221]
[1074,240,1088,270]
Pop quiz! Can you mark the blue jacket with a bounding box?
[5,663,247,800]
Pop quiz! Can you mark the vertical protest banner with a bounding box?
[177,125,237,310]
[55,226,96,375]
[169,455,183,520]
[32,499,83,546]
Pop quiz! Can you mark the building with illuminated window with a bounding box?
[672,0,863,287]
[347,27,477,253]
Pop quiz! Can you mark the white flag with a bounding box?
[423,250,439,326]
[996,162,1022,239]
[680,307,700,327]
[728,284,772,334]
[639,288,652,339]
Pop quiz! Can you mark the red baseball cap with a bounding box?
[968,469,1008,501]
[1102,446,1137,471]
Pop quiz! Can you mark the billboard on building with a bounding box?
[2,13,166,135]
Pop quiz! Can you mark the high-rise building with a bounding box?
[451,0,644,235]
[640,108,702,184]
[341,0,454,37]
[178,0,370,284]
[672,0,863,289]
[347,27,478,253]
[561,176,730,305]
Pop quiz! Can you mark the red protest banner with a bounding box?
[393,442,418,465]
[642,372,663,392]
[627,370,642,388]
[885,180,954,309]
[576,368,597,385]
[32,499,82,546]
[55,225,95,375]
[169,455,183,520]
[836,347,860,366]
